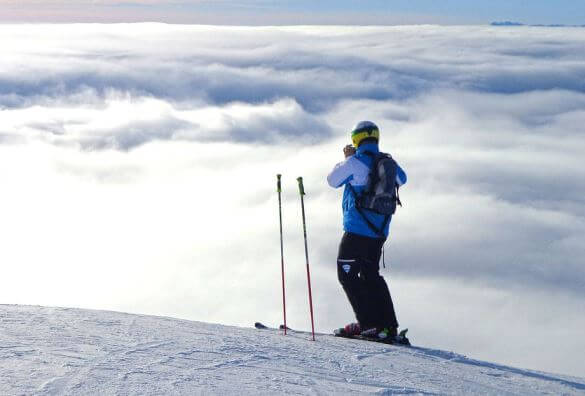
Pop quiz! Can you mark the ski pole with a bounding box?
[277,174,287,336]
[296,176,316,341]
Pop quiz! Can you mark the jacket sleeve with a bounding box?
[327,158,354,188]
[396,163,407,186]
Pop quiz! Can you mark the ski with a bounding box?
[254,322,295,332]
[255,322,319,338]
[333,328,411,346]
[255,322,409,345]
[254,322,269,329]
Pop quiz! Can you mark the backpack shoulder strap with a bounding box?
[362,151,382,191]
[347,183,387,237]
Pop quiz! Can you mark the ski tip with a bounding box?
[254,322,268,329]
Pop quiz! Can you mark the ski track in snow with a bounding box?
[1,305,584,395]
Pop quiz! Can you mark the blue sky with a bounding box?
[246,0,585,24]
[1,0,584,24]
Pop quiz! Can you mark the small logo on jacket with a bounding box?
[342,264,351,273]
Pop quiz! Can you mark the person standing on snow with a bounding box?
[327,121,407,340]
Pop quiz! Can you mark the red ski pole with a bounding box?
[276,174,287,335]
[296,177,315,341]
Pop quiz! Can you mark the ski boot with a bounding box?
[333,322,361,337]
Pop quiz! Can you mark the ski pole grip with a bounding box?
[297,177,305,196]
[277,174,282,193]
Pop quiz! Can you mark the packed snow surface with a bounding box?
[1,305,584,395]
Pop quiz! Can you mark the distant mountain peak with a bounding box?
[491,21,585,27]
[491,21,525,26]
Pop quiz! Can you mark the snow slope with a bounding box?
[1,305,584,395]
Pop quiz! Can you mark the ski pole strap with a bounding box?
[277,174,282,193]
[297,177,305,196]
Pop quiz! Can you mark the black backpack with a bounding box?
[348,151,402,236]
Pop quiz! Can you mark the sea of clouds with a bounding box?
[1,24,584,377]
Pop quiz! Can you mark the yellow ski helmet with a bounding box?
[351,121,379,147]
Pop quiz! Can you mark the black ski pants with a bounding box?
[337,232,398,330]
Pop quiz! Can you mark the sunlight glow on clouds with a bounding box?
[1,24,584,377]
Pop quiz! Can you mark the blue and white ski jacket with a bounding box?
[327,142,407,239]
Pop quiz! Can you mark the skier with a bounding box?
[327,121,407,340]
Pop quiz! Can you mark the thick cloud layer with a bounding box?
[2,25,585,111]
[1,24,584,377]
